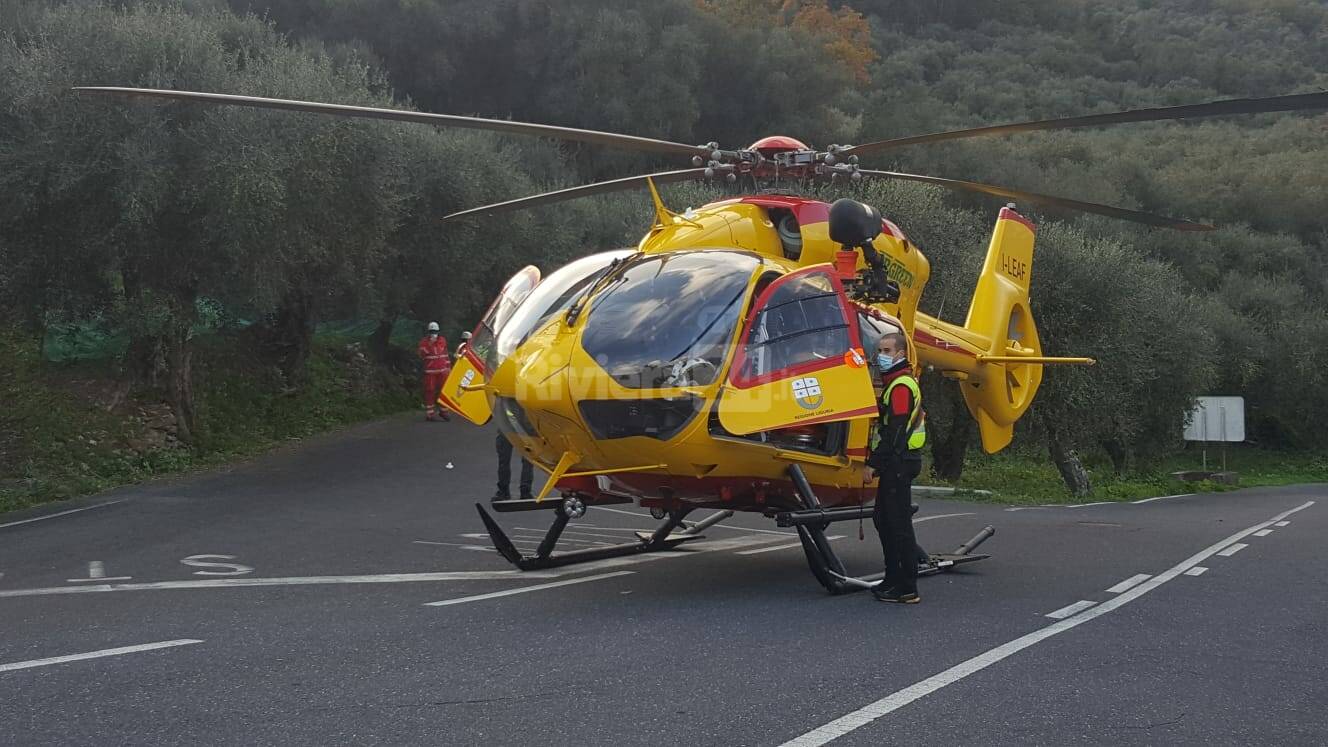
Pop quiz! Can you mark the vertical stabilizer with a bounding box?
[961,206,1044,452]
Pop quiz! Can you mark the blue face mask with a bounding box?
[876,352,896,370]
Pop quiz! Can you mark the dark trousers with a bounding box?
[873,459,922,594]
[496,434,534,498]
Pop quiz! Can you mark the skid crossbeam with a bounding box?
[476,501,700,571]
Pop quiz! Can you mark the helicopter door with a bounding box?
[717,265,876,435]
[438,265,541,425]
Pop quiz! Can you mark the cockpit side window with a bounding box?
[486,250,634,371]
[856,308,906,376]
[737,272,850,383]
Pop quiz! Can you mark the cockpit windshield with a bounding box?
[482,249,634,372]
[581,251,761,389]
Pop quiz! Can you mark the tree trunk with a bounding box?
[1047,425,1091,497]
[1101,438,1129,476]
[923,375,972,481]
[930,410,973,481]
[124,334,163,388]
[161,324,196,445]
[367,317,396,363]
[262,288,316,384]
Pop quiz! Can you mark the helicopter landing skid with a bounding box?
[488,494,634,513]
[475,503,701,571]
[785,464,994,594]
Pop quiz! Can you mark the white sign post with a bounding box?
[1183,396,1245,471]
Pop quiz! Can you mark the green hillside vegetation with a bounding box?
[2,0,1325,511]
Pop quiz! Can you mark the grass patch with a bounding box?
[921,445,1328,505]
[0,330,416,514]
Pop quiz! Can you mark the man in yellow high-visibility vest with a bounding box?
[864,332,927,603]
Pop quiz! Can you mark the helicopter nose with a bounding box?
[495,351,594,461]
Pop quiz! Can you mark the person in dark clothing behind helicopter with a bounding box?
[864,332,926,603]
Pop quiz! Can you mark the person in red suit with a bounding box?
[417,321,451,421]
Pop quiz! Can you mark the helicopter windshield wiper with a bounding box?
[566,256,630,326]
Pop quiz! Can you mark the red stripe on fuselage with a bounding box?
[913,329,977,357]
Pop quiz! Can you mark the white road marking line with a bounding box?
[1184,566,1208,576]
[1217,543,1248,557]
[413,541,497,552]
[67,560,131,583]
[516,527,640,541]
[509,534,610,547]
[1276,521,1290,527]
[1132,493,1193,504]
[1105,574,1152,594]
[737,536,846,556]
[557,524,653,533]
[0,570,556,599]
[424,571,634,607]
[0,499,126,530]
[915,512,976,523]
[588,506,795,535]
[1065,502,1113,508]
[1045,600,1097,619]
[779,499,1315,747]
[502,534,784,576]
[733,513,973,556]
[0,639,202,673]
[0,534,782,601]
[1253,529,1273,537]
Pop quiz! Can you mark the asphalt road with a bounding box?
[1,413,1324,745]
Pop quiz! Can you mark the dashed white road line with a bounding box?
[1253,529,1273,537]
[424,571,634,607]
[0,639,202,673]
[779,499,1314,747]
[1045,600,1097,619]
[1217,543,1248,557]
[1184,566,1208,576]
[1105,574,1152,594]
[1275,521,1290,527]
[0,499,127,530]
[1065,502,1113,509]
[1132,493,1193,504]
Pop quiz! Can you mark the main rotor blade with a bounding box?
[441,168,711,222]
[73,87,712,158]
[856,169,1214,231]
[841,91,1328,157]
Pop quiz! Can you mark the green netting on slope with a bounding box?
[43,317,429,362]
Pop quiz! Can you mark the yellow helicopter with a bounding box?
[76,86,1328,592]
